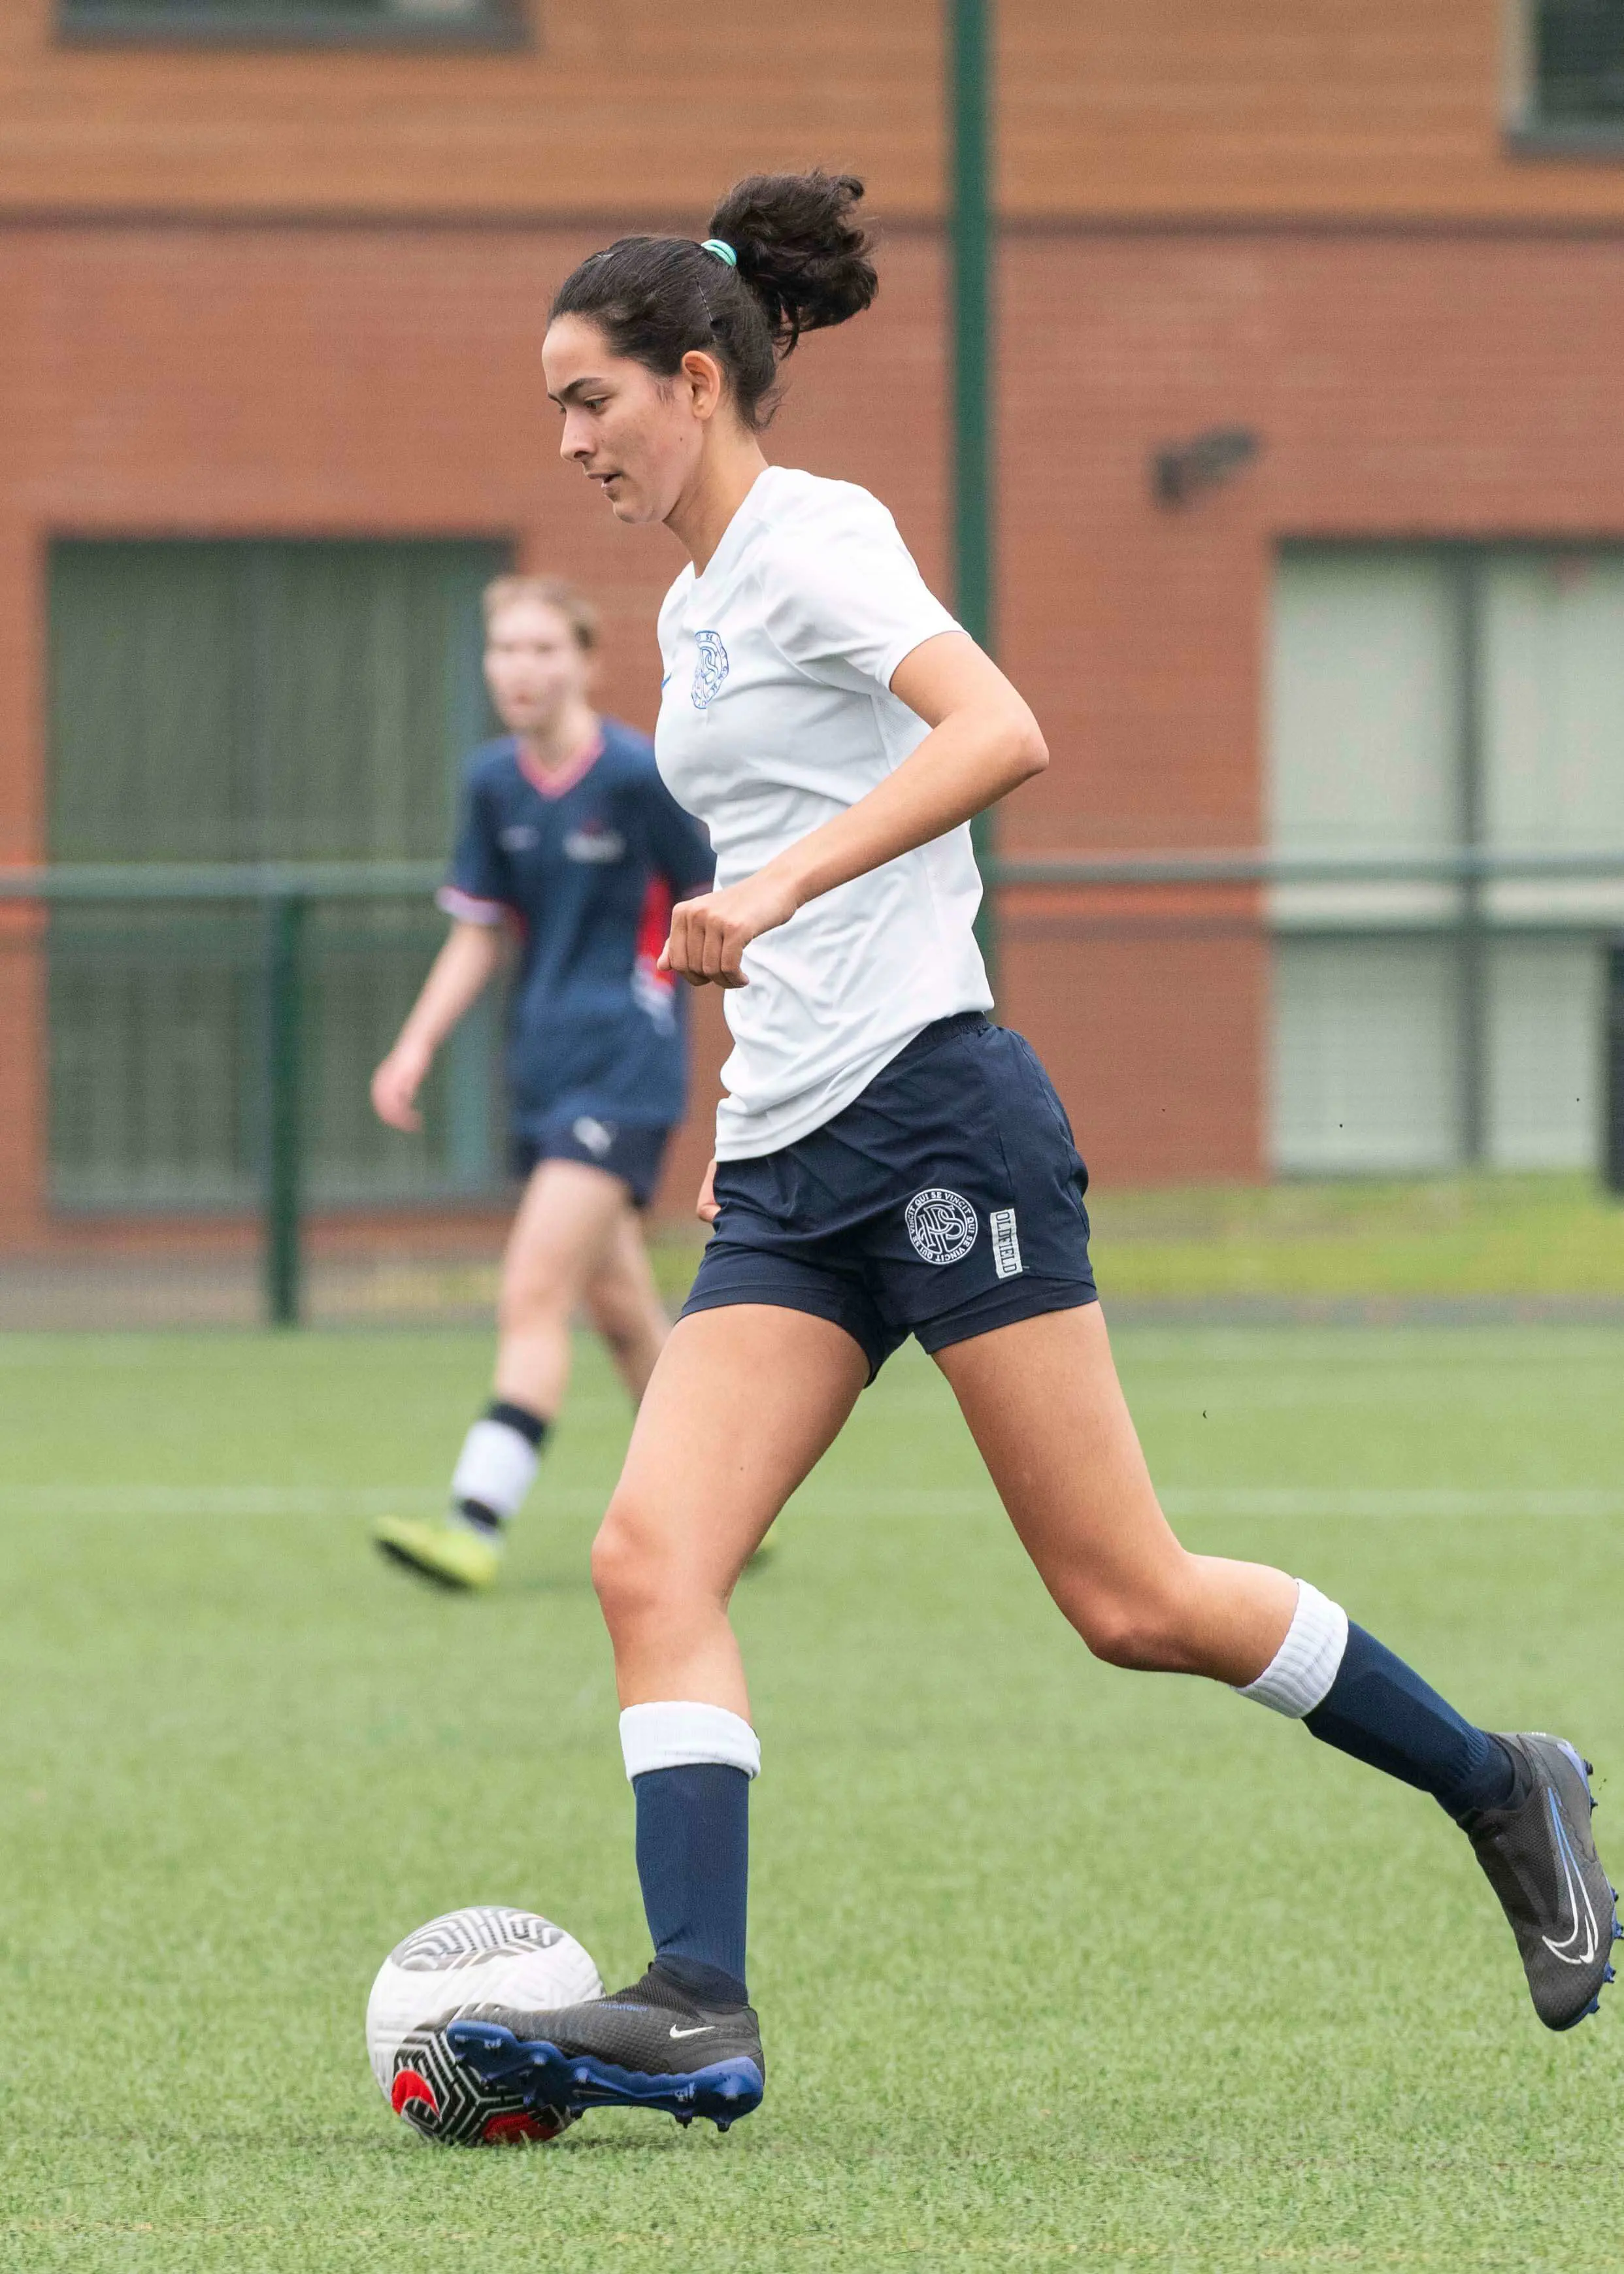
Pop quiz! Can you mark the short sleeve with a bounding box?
[760,489,961,696]
[642,770,715,897]
[437,769,512,926]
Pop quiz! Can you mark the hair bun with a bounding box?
[708,171,878,354]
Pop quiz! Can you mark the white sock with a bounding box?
[1238,1580,1349,1717]
[620,1702,761,1781]
[450,1417,539,1528]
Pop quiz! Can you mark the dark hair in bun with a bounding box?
[550,170,878,431]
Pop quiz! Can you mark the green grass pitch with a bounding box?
[2,1321,1622,2271]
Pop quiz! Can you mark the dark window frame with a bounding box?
[57,0,529,50]
[1508,0,1624,156]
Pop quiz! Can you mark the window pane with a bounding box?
[1534,0,1624,126]
[1481,551,1624,929]
[1271,939,1463,1174]
[1270,548,1460,857]
[1268,545,1462,932]
[1487,938,1600,1170]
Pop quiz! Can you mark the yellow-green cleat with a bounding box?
[373,1513,501,1592]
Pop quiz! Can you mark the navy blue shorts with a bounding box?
[510,1112,671,1210]
[680,1013,1097,1381]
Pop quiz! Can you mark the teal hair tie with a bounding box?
[699,238,738,268]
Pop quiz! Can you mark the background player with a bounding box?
[447,174,1617,2125]
[369,574,714,1590]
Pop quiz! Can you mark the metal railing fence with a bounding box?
[0,862,501,1327]
[3,850,1624,1325]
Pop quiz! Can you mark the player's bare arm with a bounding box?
[659,634,1045,988]
[371,919,510,1130]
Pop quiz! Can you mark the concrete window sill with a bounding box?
[1504,119,1624,159]
[57,4,529,49]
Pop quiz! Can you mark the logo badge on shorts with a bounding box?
[572,1116,616,1158]
[691,631,730,710]
[905,1187,979,1266]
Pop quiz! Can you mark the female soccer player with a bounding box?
[448,173,1617,2119]
[370,574,714,1591]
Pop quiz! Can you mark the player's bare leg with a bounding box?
[580,1206,669,1406]
[494,1157,636,1414]
[594,1304,865,1706]
[450,1306,865,2121]
[579,1204,782,1572]
[936,1302,1619,2029]
[933,1303,1295,1682]
[374,1158,629,1589]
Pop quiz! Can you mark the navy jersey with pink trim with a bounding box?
[441,720,713,1135]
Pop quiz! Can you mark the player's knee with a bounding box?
[591,1498,673,1634]
[590,1511,642,1632]
[498,1275,573,1340]
[1071,1586,1195,1673]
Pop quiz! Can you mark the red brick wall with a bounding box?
[6,218,1624,1224]
[997,228,1624,1186]
[8,1,1624,228]
[0,222,946,1232]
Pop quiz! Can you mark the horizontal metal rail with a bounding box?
[0,861,442,902]
[987,849,1624,887]
[8,849,1624,900]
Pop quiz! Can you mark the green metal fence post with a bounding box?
[263,890,306,1327]
[948,0,998,984]
[1451,550,1489,1168]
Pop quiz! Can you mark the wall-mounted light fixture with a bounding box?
[1150,427,1262,507]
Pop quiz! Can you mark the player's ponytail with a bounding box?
[707,171,877,358]
[549,169,877,431]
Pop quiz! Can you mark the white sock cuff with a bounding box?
[620,1702,761,1783]
[1238,1580,1349,1718]
[451,1417,539,1521]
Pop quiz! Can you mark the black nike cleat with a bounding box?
[444,1962,765,2130]
[1460,1733,1621,2031]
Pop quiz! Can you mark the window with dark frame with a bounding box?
[1525,0,1624,134]
[59,0,524,47]
[46,537,510,1211]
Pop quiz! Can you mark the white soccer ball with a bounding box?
[366,1905,603,2146]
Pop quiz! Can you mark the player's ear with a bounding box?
[679,349,727,423]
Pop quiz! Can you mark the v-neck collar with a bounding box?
[516,725,605,802]
[687,465,782,599]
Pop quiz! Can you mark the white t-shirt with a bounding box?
[655,465,993,1160]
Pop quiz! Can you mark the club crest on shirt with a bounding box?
[563,824,627,864]
[498,823,540,852]
[691,631,730,710]
[905,1188,979,1267]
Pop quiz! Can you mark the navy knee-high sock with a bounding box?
[633,1763,751,2006]
[1304,1623,1518,1819]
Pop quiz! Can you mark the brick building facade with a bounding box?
[4,1,1624,1233]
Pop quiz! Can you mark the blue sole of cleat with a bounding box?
[446,2020,764,2128]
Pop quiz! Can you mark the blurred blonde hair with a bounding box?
[481,573,599,651]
